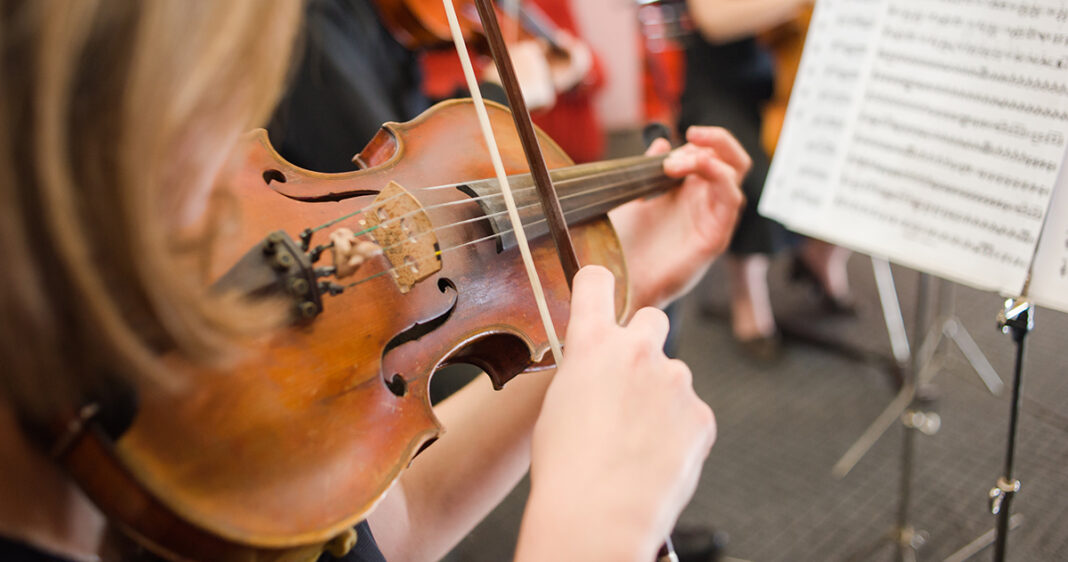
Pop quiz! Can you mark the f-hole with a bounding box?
[386,374,407,397]
[381,278,458,355]
[263,169,287,185]
[381,278,458,394]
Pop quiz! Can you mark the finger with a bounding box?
[665,357,694,390]
[685,126,750,175]
[568,265,618,333]
[662,146,698,178]
[627,306,670,343]
[682,158,746,256]
[644,137,672,156]
[679,148,747,208]
[687,152,745,209]
[685,126,752,177]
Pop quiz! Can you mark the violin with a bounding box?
[378,0,594,109]
[373,0,561,53]
[57,99,682,561]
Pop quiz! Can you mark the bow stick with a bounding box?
[440,0,572,363]
[472,0,580,286]
[470,0,582,286]
[471,0,582,287]
[442,2,679,560]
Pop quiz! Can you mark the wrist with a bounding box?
[516,475,659,562]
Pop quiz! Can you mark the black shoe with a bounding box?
[789,255,856,316]
[671,526,729,562]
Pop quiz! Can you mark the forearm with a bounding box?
[369,368,554,561]
[687,0,808,43]
[611,199,706,313]
[515,478,657,562]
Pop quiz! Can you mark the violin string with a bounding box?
[336,185,654,291]
[330,170,659,274]
[301,178,515,236]
[303,170,575,236]
[300,154,663,238]
[338,186,649,290]
[303,177,484,234]
[306,165,659,265]
[417,166,664,223]
[418,173,657,243]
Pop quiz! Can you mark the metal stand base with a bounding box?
[945,514,1024,562]
[914,279,1003,395]
[946,299,1033,562]
[840,272,1006,562]
[845,525,929,562]
[834,276,1004,478]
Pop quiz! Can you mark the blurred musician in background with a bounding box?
[681,0,854,360]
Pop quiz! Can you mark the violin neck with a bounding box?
[515,2,566,54]
[462,153,680,251]
[550,153,678,222]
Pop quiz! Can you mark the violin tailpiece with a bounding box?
[211,231,325,322]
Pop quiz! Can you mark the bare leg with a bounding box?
[727,254,776,341]
[799,239,852,302]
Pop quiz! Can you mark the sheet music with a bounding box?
[760,0,1068,296]
[1029,179,1068,313]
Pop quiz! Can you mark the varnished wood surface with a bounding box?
[72,100,630,557]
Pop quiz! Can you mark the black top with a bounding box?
[0,521,386,561]
[268,0,430,173]
[677,35,789,256]
[267,0,509,174]
[681,36,774,103]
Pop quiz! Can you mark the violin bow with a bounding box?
[467,0,581,286]
[440,0,571,364]
[441,2,678,560]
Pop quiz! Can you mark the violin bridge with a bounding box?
[365,181,441,293]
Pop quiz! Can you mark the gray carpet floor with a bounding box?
[442,254,1068,561]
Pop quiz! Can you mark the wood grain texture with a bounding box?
[68,100,630,558]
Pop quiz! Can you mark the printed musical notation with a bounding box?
[759,0,1068,309]
[1030,175,1068,312]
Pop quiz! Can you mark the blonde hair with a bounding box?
[0,1,301,425]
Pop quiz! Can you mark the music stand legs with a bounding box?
[840,271,1009,562]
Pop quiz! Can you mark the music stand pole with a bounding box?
[893,272,937,561]
[990,298,1032,562]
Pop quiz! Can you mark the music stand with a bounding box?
[944,298,1034,562]
[839,271,1007,562]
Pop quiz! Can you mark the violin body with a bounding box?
[374,0,466,50]
[373,0,497,50]
[61,100,629,560]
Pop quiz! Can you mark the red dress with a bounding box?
[420,0,605,163]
